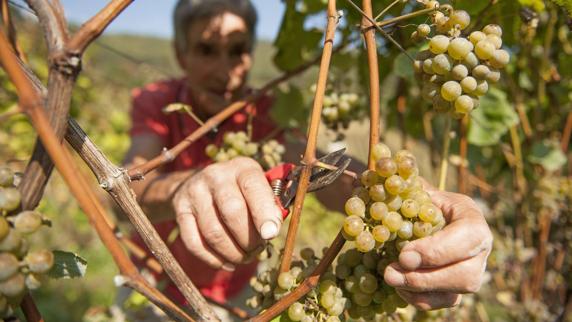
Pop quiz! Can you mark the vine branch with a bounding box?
[278,0,339,274]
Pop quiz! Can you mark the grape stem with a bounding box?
[438,117,452,191]
[374,7,438,30]
[312,160,358,179]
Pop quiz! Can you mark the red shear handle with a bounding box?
[265,163,295,219]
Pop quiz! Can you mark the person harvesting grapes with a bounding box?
[121,0,492,318]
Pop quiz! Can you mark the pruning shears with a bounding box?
[264,148,351,219]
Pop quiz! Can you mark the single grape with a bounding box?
[455,95,475,114]
[343,216,365,238]
[432,54,452,75]
[372,224,390,244]
[387,195,403,212]
[460,76,478,93]
[0,188,20,212]
[428,74,445,84]
[417,24,431,37]
[0,168,14,187]
[288,302,305,321]
[422,59,434,74]
[371,142,391,160]
[449,10,470,30]
[25,273,42,290]
[441,81,462,102]
[382,212,403,232]
[369,184,387,202]
[319,280,337,294]
[0,253,19,281]
[327,301,344,317]
[472,64,491,80]
[352,291,373,307]
[397,221,414,240]
[0,230,21,253]
[419,203,439,223]
[490,49,510,68]
[469,31,486,45]
[463,52,479,68]
[25,250,54,274]
[448,38,473,60]
[205,144,218,158]
[475,40,495,60]
[370,202,389,221]
[358,273,378,294]
[244,142,258,156]
[413,190,432,204]
[397,156,417,178]
[385,175,405,195]
[482,24,503,37]
[413,221,433,238]
[345,197,366,217]
[335,264,351,280]
[474,80,489,96]
[360,170,378,187]
[451,64,469,81]
[13,210,43,234]
[355,230,375,253]
[300,247,315,261]
[429,35,450,54]
[0,273,25,298]
[413,60,423,74]
[344,275,359,293]
[344,249,362,267]
[486,34,503,49]
[352,186,370,203]
[375,158,397,177]
[425,0,439,9]
[401,199,420,218]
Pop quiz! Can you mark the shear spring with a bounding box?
[270,179,284,196]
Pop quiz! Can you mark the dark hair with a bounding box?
[173,0,258,53]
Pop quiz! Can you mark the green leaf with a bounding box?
[48,250,87,279]
[270,85,307,129]
[273,2,323,72]
[393,50,415,81]
[468,88,519,146]
[528,140,567,172]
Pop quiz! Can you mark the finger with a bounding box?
[385,251,488,293]
[395,289,462,311]
[190,182,247,265]
[212,181,262,252]
[175,210,233,271]
[398,213,492,270]
[235,161,282,240]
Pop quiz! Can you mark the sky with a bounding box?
[44,0,285,41]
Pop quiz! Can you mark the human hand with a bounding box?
[173,157,283,271]
[383,186,493,310]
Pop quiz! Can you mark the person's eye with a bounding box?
[196,43,216,56]
[229,44,248,57]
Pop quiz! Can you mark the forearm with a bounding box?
[130,169,196,222]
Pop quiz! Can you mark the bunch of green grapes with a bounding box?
[342,143,446,255]
[322,91,361,131]
[412,1,510,117]
[0,166,54,318]
[247,248,348,322]
[204,131,285,169]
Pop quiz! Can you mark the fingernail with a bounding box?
[222,263,235,272]
[384,266,406,287]
[260,221,278,240]
[399,251,422,270]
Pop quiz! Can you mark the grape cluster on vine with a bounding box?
[343,143,446,254]
[321,91,362,131]
[0,166,54,317]
[412,1,510,117]
[204,131,285,169]
[247,247,348,322]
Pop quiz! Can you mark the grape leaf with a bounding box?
[468,87,519,146]
[48,250,87,279]
[270,85,307,129]
[273,1,323,72]
[393,49,415,81]
[528,140,567,172]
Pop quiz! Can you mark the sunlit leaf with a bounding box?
[48,251,87,279]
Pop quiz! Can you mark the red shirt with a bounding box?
[129,78,276,303]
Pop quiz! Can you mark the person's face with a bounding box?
[177,11,253,116]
